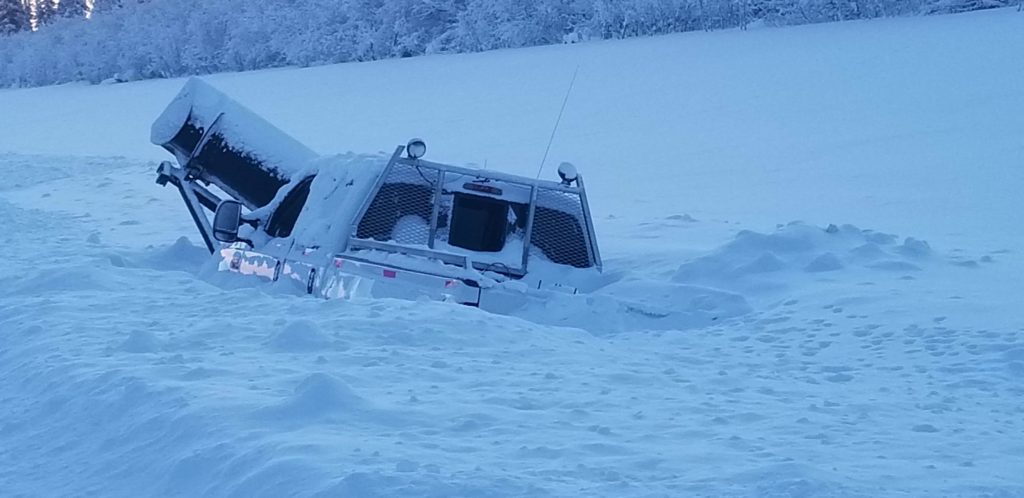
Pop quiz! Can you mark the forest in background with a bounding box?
[0,0,1018,88]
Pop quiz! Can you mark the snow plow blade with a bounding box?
[150,77,316,210]
[152,78,318,252]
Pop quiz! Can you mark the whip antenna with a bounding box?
[536,65,579,179]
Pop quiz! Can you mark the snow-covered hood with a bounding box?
[251,152,389,252]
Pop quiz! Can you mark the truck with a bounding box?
[153,78,603,311]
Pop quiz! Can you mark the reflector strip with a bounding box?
[463,182,503,196]
[382,269,397,278]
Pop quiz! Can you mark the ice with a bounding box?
[1,8,1023,498]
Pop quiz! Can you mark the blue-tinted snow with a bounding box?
[1,8,1023,497]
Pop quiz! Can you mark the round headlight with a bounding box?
[557,162,578,185]
[406,138,427,159]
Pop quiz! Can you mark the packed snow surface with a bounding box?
[1,8,1023,498]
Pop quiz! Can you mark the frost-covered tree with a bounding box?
[0,0,1016,88]
[90,0,123,14]
[34,0,57,26]
[56,0,88,18]
[923,0,1007,13]
[91,0,150,15]
[0,0,31,35]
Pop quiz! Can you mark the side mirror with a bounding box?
[213,200,242,242]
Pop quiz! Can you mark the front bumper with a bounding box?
[217,247,482,305]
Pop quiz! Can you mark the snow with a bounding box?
[285,153,388,251]
[2,8,1024,497]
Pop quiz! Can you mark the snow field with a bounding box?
[2,7,1024,498]
[2,150,1021,496]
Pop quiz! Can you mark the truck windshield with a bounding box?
[266,175,315,238]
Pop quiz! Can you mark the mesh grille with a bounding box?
[530,188,592,268]
[354,163,438,245]
[352,160,597,272]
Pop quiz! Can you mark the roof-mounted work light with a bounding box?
[406,138,427,159]
[557,162,578,185]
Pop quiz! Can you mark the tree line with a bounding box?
[1,0,97,34]
[0,0,1018,88]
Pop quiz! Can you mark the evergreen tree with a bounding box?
[0,0,31,34]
